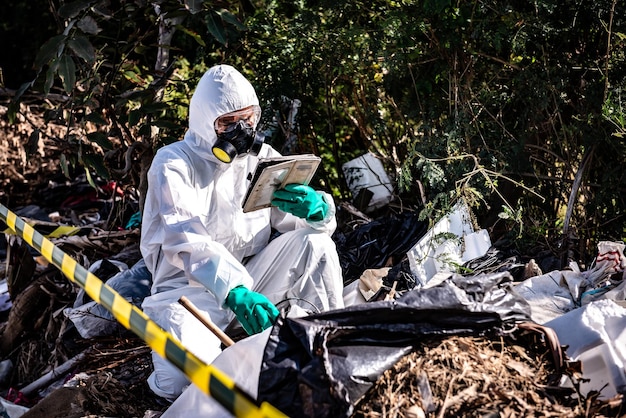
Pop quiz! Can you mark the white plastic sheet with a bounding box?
[407,200,491,286]
[161,307,311,417]
[342,152,394,212]
[546,299,626,399]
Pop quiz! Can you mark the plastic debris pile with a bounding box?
[0,148,625,418]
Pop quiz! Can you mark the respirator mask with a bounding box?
[212,105,263,164]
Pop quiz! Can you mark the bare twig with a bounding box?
[603,0,617,102]
[561,144,596,267]
[107,140,149,177]
[474,51,520,70]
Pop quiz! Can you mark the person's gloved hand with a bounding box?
[271,184,328,221]
[224,285,279,335]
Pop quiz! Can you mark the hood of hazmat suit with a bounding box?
[140,64,337,304]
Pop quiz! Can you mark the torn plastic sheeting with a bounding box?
[334,211,428,286]
[0,396,29,418]
[257,271,532,418]
[461,246,527,281]
[514,240,626,324]
[545,299,626,399]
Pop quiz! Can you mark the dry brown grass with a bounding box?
[354,333,624,418]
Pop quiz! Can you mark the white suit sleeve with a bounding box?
[144,156,252,304]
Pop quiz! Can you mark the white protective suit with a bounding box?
[140,64,344,401]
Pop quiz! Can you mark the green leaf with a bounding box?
[138,124,152,137]
[77,15,101,35]
[27,129,41,156]
[124,89,155,101]
[128,109,141,126]
[58,0,94,19]
[84,112,108,125]
[176,25,206,46]
[83,154,110,180]
[44,58,60,95]
[217,9,247,31]
[184,0,203,14]
[13,80,34,103]
[84,166,97,189]
[68,36,96,63]
[206,13,228,45]
[123,70,144,85]
[152,119,182,129]
[58,55,77,94]
[7,102,19,124]
[60,154,71,179]
[86,132,114,150]
[34,35,66,69]
[140,102,169,114]
[91,2,113,18]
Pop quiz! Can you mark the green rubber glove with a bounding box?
[224,286,279,335]
[271,184,329,222]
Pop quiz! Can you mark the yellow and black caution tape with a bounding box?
[1,217,85,238]
[0,203,287,418]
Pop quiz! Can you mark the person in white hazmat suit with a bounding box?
[140,64,344,401]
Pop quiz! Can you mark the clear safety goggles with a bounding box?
[214,105,262,134]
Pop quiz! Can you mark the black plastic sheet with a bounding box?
[257,271,532,418]
[333,212,428,286]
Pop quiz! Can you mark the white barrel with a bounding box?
[342,152,393,212]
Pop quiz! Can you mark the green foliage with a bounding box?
[7,0,626,260]
[9,0,248,182]
[237,0,625,258]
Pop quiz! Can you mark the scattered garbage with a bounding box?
[546,299,626,400]
[459,243,528,281]
[0,396,28,418]
[1,166,626,417]
[514,240,626,324]
[64,259,152,339]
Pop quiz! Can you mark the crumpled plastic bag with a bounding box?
[64,259,152,338]
[0,396,29,418]
[257,271,532,418]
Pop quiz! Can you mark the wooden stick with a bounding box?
[178,296,235,347]
[384,281,398,301]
